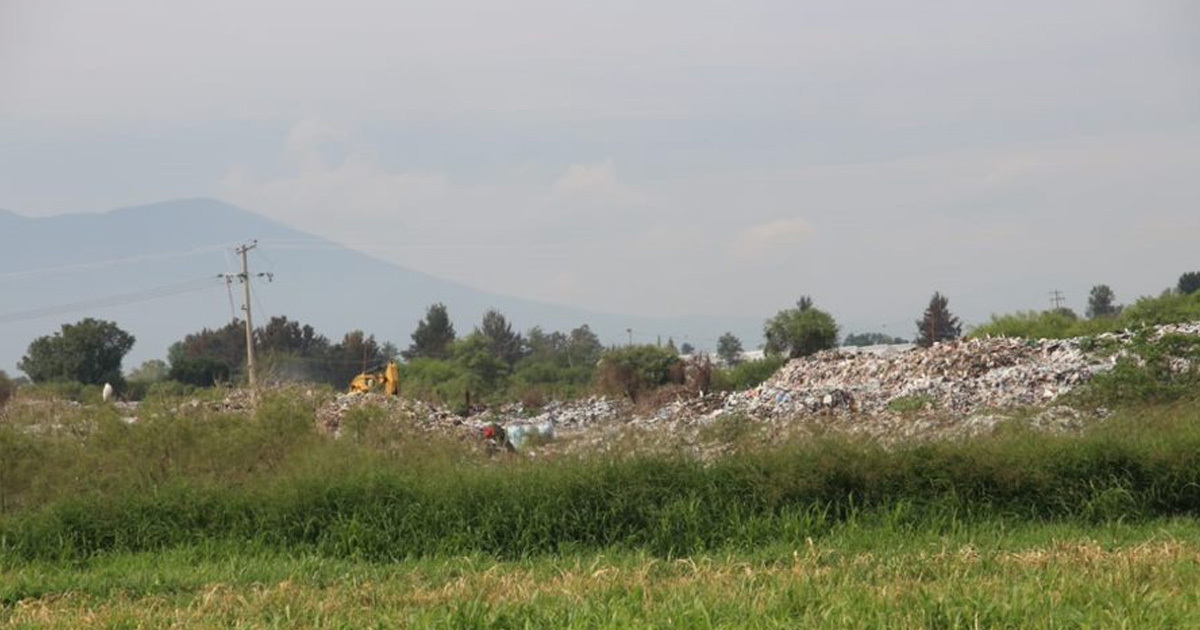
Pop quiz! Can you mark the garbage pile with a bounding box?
[176,388,258,413]
[315,392,631,450]
[716,322,1200,421]
[718,336,1110,420]
[316,391,462,435]
[479,396,628,430]
[305,321,1200,453]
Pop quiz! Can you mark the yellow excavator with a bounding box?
[348,361,400,396]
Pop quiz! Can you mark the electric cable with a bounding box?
[0,277,223,324]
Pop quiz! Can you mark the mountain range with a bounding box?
[0,199,762,375]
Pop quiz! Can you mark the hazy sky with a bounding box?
[3,0,1198,334]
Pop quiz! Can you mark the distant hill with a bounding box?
[0,199,762,375]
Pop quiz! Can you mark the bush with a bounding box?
[0,370,14,410]
[169,356,233,387]
[1072,333,1200,407]
[1121,291,1200,327]
[123,380,150,401]
[972,291,1200,340]
[20,381,102,403]
[398,358,470,405]
[712,357,786,392]
[597,345,682,401]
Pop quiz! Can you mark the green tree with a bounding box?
[680,342,695,355]
[526,326,564,362]
[716,333,744,365]
[257,316,329,356]
[403,303,457,360]
[169,356,231,387]
[1086,285,1119,319]
[565,325,603,368]
[597,345,681,401]
[915,292,962,348]
[327,330,386,387]
[452,333,509,395]
[19,318,135,386]
[764,297,839,359]
[477,309,525,370]
[1178,272,1200,296]
[168,319,245,378]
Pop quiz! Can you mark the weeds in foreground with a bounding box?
[3,390,1200,563]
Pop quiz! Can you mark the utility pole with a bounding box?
[1049,290,1065,310]
[223,241,273,390]
[237,241,259,389]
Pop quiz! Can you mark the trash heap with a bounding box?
[316,391,463,435]
[315,393,632,446]
[716,327,1181,420]
[481,396,627,430]
[310,321,1200,450]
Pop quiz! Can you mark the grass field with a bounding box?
[4,518,1200,628]
[2,389,1200,627]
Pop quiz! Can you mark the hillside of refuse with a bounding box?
[309,322,1200,456]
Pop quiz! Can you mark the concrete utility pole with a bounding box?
[224,241,273,390]
[237,241,259,389]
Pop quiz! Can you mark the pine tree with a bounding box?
[403,303,457,360]
[1178,272,1200,295]
[915,292,962,348]
[477,308,525,370]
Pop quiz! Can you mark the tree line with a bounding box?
[8,270,1200,406]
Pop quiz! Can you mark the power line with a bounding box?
[0,243,239,282]
[0,277,223,324]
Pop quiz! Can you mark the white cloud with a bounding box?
[283,118,350,157]
[727,217,816,265]
[550,160,648,210]
[220,122,451,246]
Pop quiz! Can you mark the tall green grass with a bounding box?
[7,518,1200,628]
[4,393,1200,564]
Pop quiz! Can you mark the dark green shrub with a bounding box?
[169,356,232,387]
[597,345,682,401]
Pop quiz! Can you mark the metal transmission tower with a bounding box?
[222,241,273,389]
[1049,290,1066,310]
